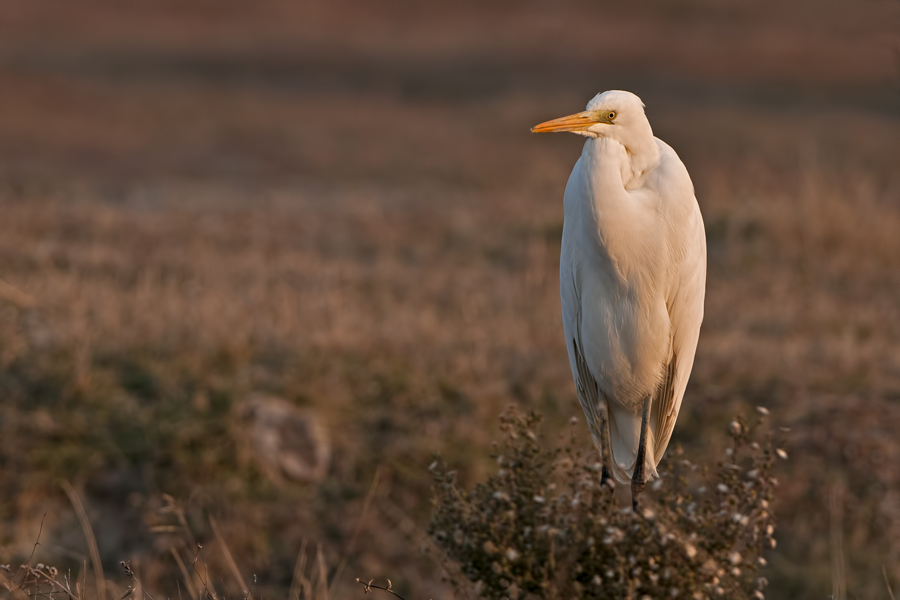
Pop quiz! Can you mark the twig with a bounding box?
[355,578,406,600]
[24,567,77,600]
[27,514,48,566]
[61,481,106,600]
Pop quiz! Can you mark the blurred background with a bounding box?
[0,0,899,598]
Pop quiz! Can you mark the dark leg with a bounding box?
[597,396,615,490]
[631,394,652,512]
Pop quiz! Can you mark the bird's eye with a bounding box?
[607,111,617,121]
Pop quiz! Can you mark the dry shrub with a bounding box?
[430,408,781,600]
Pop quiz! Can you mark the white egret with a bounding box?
[532,90,706,509]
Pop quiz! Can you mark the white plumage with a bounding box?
[533,90,706,507]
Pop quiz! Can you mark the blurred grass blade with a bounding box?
[0,278,34,309]
[169,548,199,600]
[62,481,106,600]
[830,484,846,600]
[289,539,309,600]
[209,516,253,600]
[315,544,328,600]
[329,467,381,596]
[0,569,30,600]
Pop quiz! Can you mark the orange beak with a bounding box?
[531,111,598,133]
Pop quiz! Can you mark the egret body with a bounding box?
[532,91,706,509]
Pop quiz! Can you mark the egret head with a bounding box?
[531,90,653,146]
[532,90,659,181]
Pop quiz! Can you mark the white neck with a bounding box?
[576,137,664,282]
[620,127,660,190]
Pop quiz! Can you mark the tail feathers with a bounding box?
[607,403,659,484]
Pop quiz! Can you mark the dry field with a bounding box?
[1,1,899,598]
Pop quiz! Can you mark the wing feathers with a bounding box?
[572,337,604,452]
[652,352,678,464]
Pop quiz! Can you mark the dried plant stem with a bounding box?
[885,565,896,600]
[166,496,199,552]
[169,548,199,600]
[62,481,106,600]
[0,570,30,600]
[209,517,252,600]
[376,496,470,600]
[0,277,34,308]
[120,560,153,600]
[27,513,47,566]
[27,565,78,600]
[77,558,86,600]
[315,544,328,600]
[330,467,382,596]
[288,539,309,600]
[190,545,218,600]
[830,484,846,600]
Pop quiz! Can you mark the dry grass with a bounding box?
[1,0,899,598]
